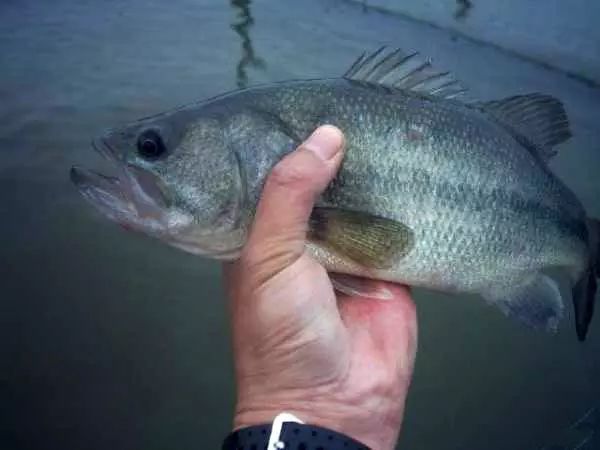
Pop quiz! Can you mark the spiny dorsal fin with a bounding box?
[343,46,467,99]
[477,94,572,161]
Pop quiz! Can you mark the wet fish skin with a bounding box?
[72,48,599,339]
[216,80,588,289]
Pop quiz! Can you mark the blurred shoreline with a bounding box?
[345,0,600,86]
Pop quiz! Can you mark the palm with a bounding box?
[227,253,416,426]
[225,125,416,449]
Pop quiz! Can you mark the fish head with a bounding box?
[71,112,247,259]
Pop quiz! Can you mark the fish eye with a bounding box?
[137,129,166,159]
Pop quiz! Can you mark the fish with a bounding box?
[70,47,600,340]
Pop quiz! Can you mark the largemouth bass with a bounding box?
[71,47,599,340]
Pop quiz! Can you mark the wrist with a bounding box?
[224,413,371,450]
[233,392,404,450]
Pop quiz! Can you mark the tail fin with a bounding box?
[592,218,600,278]
[572,219,600,341]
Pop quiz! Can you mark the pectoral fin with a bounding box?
[482,273,564,332]
[330,273,394,300]
[308,207,414,270]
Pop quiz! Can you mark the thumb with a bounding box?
[242,125,345,281]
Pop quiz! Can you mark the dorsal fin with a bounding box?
[343,46,467,99]
[477,94,572,160]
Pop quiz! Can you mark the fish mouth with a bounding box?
[71,137,246,259]
[70,137,175,236]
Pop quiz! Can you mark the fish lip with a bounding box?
[88,134,170,206]
[91,135,118,162]
[73,138,247,258]
[71,165,243,256]
[70,165,136,224]
[71,138,172,231]
[70,165,120,189]
[123,162,171,209]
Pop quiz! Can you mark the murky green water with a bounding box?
[2,1,600,449]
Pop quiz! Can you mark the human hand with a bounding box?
[223,125,418,450]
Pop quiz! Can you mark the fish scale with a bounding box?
[242,80,584,269]
[71,47,599,340]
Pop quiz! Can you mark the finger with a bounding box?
[242,125,345,280]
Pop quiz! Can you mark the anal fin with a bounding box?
[482,273,564,333]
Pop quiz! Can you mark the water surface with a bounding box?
[2,1,600,449]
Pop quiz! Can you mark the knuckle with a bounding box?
[268,149,328,191]
[268,160,311,189]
